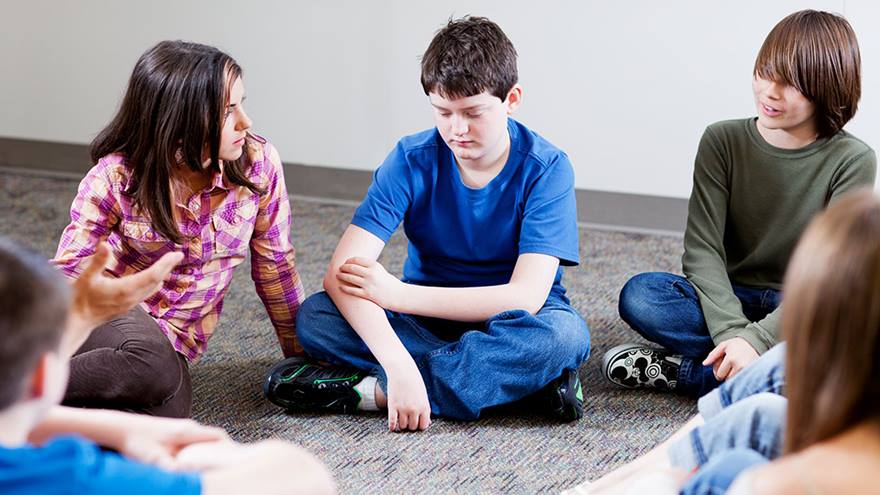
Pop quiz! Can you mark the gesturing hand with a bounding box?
[336,257,406,311]
[65,242,183,354]
[385,359,432,432]
[117,415,229,470]
[703,337,759,381]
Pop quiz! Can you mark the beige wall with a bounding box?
[2,0,877,198]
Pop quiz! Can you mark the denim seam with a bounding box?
[690,428,709,466]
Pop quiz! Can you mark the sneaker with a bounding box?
[541,368,584,422]
[263,357,365,414]
[602,344,681,391]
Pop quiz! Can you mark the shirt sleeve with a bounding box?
[682,127,772,351]
[517,153,580,266]
[350,141,413,242]
[249,143,306,358]
[52,160,121,278]
[1,436,201,495]
[76,445,202,495]
[829,147,877,202]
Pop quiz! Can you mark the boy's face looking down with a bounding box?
[429,85,522,167]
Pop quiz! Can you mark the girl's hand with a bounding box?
[385,359,432,432]
[336,257,406,311]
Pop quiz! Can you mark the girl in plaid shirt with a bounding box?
[53,41,304,417]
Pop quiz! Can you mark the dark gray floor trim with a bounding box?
[0,136,686,234]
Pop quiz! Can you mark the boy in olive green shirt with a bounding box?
[603,10,876,396]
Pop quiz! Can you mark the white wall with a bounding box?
[2,0,877,199]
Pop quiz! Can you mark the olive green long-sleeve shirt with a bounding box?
[683,118,876,353]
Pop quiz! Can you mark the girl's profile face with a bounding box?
[218,76,252,162]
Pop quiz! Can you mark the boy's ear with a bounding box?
[504,84,523,114]
[26,354,50,400]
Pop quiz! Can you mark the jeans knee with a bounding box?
[546,314,591,363]
[741,393,787,426]
[296,292,348,357]
[619,273,660,325]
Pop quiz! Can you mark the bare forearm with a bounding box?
[30,406,127,449]
[398,282,545,321]
[324,278,411,368]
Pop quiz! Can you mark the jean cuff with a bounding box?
[370,366,388,394]
[697,388,725,419]
[667,429,704,471]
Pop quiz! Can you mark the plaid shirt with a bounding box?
[53,136,305,360]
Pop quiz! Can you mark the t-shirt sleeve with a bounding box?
[0,437,201,495]
[351,141,414,242]
[518,153,580,266]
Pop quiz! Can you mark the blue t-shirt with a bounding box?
[352,118,579,296]
[0,435,201,495]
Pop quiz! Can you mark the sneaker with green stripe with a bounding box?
[263,357,365,414]
[542,368,585,422]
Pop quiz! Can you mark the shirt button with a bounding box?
[183,267,194,275]
[175,285,186,293]
[160,301,170,309]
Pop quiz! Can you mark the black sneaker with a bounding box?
[602,344,681,391]
[263,357,365,414]
[540,368,584,422]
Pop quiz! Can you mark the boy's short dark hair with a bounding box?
[0,237,70,410]
[754,10,861,138]
[420,16,518,100]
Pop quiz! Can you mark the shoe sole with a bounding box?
[602,343,660,389]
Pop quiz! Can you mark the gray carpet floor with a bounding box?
[0,169,695,494]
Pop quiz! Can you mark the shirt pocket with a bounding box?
[120,220,175,256]
[212,201,258,256]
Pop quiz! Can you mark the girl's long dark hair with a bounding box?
[91,40,263,243]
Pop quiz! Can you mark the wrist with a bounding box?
[391,281,412,313]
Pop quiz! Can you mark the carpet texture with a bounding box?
[0,169,695,494]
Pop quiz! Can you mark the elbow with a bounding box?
[506,289,545,315]
[322,265,341,295]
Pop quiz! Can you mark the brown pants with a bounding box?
[63,306,192,417]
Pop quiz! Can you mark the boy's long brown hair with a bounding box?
[91,40,263,243]
[782,189,880,452]
[754,10,861,138]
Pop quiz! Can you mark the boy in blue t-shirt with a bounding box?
[264,16,590,429]
[0,238,335,495]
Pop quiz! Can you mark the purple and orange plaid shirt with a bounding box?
[53,136,305,360]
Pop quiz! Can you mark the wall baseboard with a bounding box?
[0,136,686,234]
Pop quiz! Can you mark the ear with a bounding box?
[504,84,523,114]
[26,354,50,400]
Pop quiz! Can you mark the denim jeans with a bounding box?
[668,344,786,472]
[295,291,591,421]
[618,272,781,396]
[679,448,768,495]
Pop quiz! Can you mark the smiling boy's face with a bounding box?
[428,86,521,166]
[752,74,817,138]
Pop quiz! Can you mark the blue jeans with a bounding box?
[618,272,781,396]
[669,345,785,478]
[295,291,591,421]
[679,448,768,495]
